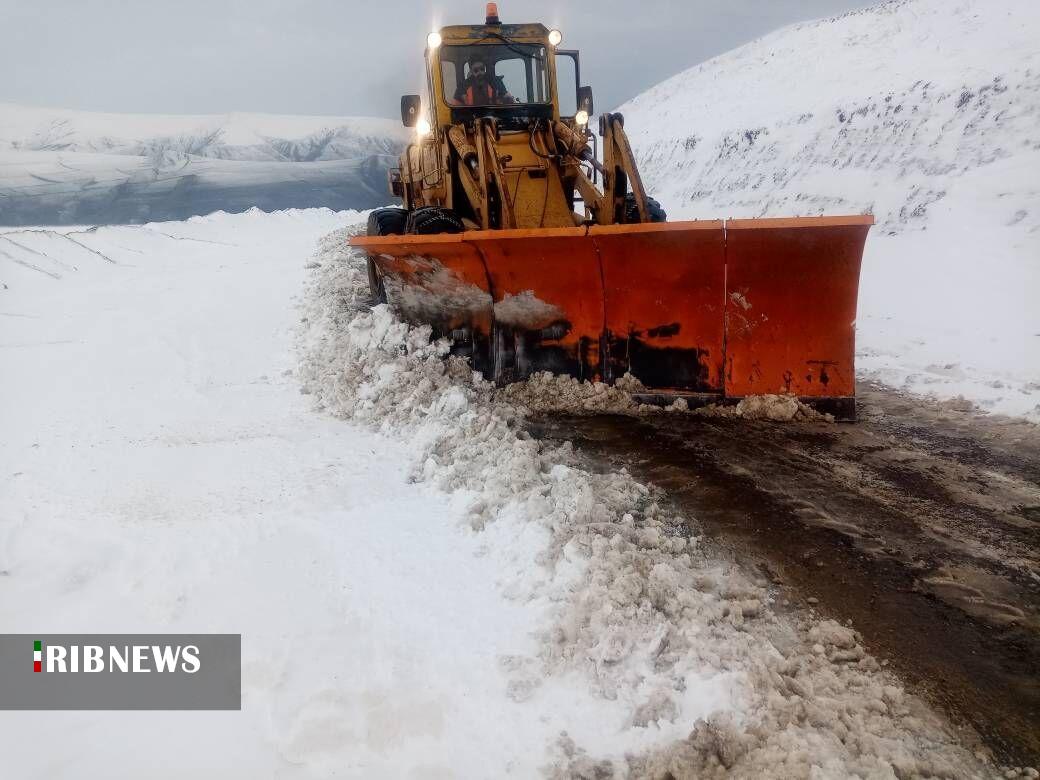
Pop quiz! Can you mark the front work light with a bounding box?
[575,109,589,127]
[416,116,432,137]
[427,31,442,49]
[548,29,562,47]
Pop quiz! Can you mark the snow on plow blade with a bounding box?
[350,215,872,419]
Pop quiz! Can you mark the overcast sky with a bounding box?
[2,0,875,118]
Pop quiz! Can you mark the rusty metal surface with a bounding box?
[593,222,726,391]
[355,233,493,331]
[724,216,873,400]
[349,215,873,408]
[472,228,603,382]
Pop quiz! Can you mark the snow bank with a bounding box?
[496,375,832,421]
[497,372,652,415]
[620,0,1040,421]
[7,208,709,777]
[299,226,997,776]
[694,394,834,422]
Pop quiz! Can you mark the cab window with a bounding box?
[440,44,549,107]
[555,53,578,116]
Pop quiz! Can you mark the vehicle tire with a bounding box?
[407,206,465,235]
[366,256,387,304]
[366,207,408,237]
[623,193,667,223]
[364,208,407,304]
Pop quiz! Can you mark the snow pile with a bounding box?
[299,227,994,776]
[495,373,832,421]
[694,394,834,423]
[5,208,705,777]
[620,0,1040,420]
[496,372,649,415]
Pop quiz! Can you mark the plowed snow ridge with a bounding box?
[299,226,1003,777]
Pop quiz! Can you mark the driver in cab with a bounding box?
[452,57,516,106]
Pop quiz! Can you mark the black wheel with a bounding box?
[365,207,406,304]
[623,194,666,223]
[406,206,465,235]
[366,207,408,237]
[366,257,387,304]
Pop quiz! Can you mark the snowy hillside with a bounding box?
[0,104,409,225]
[621,0,1040,419]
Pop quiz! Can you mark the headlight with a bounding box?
[427,32,442,49]
[416,117,432,137]
[575,109,589,127]
[548,29,562,47]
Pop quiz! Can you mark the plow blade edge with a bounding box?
[350,215,872,418]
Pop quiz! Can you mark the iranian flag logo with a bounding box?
[34,640,42,673]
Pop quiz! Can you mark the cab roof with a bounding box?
[439,23,549,43]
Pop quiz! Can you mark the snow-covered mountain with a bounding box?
[622,0,1040,419]
[0,104,409,225]
[0,103,408,162]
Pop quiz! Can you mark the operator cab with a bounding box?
[439,41,553,127]
[401,4,590,133]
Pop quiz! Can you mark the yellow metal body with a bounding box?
[392,20,644,229]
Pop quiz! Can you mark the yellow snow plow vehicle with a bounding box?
[350,3,873,419]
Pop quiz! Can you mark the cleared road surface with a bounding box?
[531,387,1040,765]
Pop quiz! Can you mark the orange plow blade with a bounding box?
[594,222,726,392]
[350,215,872,419]
[724,217,872,409]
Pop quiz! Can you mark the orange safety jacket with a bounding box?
[463,82,496,105]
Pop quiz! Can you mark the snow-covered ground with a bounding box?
[622,0,1040,420]
[2,208,1010,777]
[2,0,1037,773]
[0,104,409,225]
[0,209,692,775]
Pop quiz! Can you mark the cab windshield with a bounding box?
[440,43,549,107]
